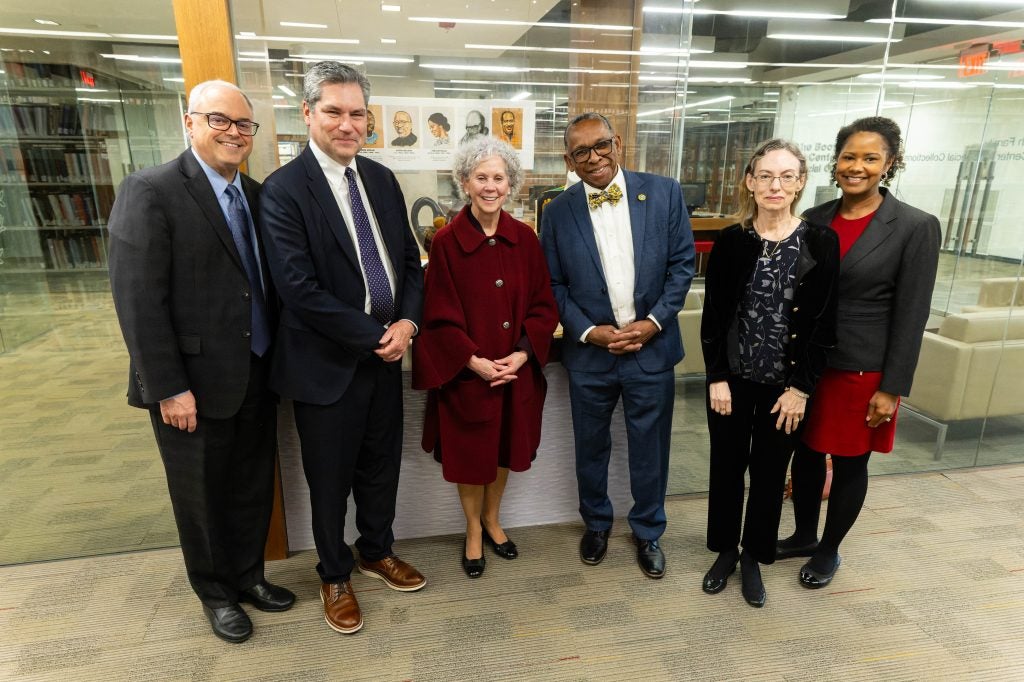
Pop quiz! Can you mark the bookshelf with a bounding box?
[681,119,774,215]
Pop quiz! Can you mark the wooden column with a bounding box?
[171,0,289,561]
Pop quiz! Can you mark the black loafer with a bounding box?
[740,552,766,608]
[462,539,486,578]
[203,604,253,643]
[634,535,665,579]
[239,580,296,612]
[580,529,610,565]
[482,527,518,560]
[799,553,842,589]
[776,534,820,560]
[702,550,739,594]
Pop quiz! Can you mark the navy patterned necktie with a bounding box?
[224,184,271,356]
[344,166,394,325]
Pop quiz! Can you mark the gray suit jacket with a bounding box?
[803,187,940,397]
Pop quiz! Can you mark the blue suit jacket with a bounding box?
[540,170,695,373]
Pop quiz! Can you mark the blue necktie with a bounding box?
[224,185,270,356]
[344,166,394,326]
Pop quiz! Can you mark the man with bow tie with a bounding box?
[541,112,695,578]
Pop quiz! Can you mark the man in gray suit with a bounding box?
[108,80,294,644]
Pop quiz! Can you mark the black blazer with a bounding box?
[701,221,840,395]
[108,150,276,419]
[259,145,424,405]
[803,188,940,397]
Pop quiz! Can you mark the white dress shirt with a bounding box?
[579,168,661,343]
[308,140,398,316]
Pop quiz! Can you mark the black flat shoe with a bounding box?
[633,535,665,579]
[702,550,739,594]
[462,539,486,578]
[580,529,610,565]
[740,552,766,608]
[239,580,296,612]
[482,526,518,560]
[203,604,253,643]
[799,553,842,589]
[776,534,820,560]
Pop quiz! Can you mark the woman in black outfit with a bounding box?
[777,117,941,588]
[701,139,840,607]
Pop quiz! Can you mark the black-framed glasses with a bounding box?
[569,138,615,164]
[190,111,260,136]
[753,172,800,187]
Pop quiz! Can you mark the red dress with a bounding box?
[412,207,560,484]
[802,211,898,455]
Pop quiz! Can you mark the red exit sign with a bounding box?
[959,45,990,77]
[79,69,95,87]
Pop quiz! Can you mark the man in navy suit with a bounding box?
[259,62,425,635]
[541,113,695,578]
[109,80,294,643]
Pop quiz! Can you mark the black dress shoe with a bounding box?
[633,535,665,579]
[239,580,296,612]
[702,550,739,594]
[800,553,842,589]
[462,539,486,578]
[580,529,610,565]
[203,604,253,644]
[776,534,820,560]
[482,527,518,560]
[739,552,766,608]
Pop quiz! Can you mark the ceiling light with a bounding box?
[856,73,944,81]
[280,21,328,29]
[0,27,109,38]
[163,77,185,83]
[291,54,413,63]
[274,104,298,108]
[239,51,269,57]
[77,98,123,103]
[409,16,632,31]
[768,33,899,43]
[510,91,531,101]
[33,19,60,25]
[643,7,846,20]
[465,43,712,56]
[100,53,182,64]
[449,79,579,87]
[272,95,284,99]
[74,87,108,92]
[898,82,977,89]
[868,17,1024,29]
[112,33,177,41]
[381,38,396,44]
[637,95,735,117]
[236,34,358,45]
[421,63,527,73]
[641,60,748,69]
[434,87,491,92]
[278,84,297,97]
[381,3,401,11]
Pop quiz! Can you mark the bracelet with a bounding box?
[786,386,809,399]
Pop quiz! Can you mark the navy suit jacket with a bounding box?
[108,150,275,419]
[541,170,695,373]
[259,145,423,405]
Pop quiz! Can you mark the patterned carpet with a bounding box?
[1,464,1022,681]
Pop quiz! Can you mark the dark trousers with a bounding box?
[293,358,403,584]
[150,354,276,608]
[706,377,798,565]
[567,355,675,540]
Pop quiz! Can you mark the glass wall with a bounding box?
[2,0,1022,563]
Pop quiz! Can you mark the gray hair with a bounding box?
[563,112,614,148]
[187,80,252,113]
[733,138,808,229]
[303,61,371,109]
[452,137,524,204]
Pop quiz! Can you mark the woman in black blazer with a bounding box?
[777,117,941,588]
[701,139,839,607]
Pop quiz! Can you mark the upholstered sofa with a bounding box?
[676,288,705,376]
[904,309,1024,457]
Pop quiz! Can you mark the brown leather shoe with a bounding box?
[320,581,363,634]
[357,555,427,592]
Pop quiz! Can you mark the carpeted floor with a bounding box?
[1,464,1022,681]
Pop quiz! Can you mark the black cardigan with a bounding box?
[700,221,840,396]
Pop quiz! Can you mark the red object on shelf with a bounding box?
[695,240,713,253]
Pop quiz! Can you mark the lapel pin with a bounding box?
[638,193,646,201]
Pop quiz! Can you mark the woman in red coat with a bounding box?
[412,137,559,578]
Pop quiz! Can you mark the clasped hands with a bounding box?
[468,351,529,387]
[587,319,658,355]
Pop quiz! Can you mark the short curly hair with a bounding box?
[830,116,906,186]
[451,137,523,204]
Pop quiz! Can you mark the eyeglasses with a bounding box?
[569,138,615,164]
[190,112,260,136]
[752,172,801,187]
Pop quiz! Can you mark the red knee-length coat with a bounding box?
[412,206,559,484]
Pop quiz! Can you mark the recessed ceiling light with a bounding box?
[0,27,109,38]
[421,63,527,73]
[100,53,183,64]
[382,3,401,11]
[163,77,185,83]
[280,21,328,29]
[381,38,396,44]
[767,33,900,43]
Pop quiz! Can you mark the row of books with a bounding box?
[1,61,86,89]
[1,191,104,227]
[0,102,122,137]
[0,145,112,184]
[43,233,108,270]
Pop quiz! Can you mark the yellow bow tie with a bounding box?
[587,183,623,210]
